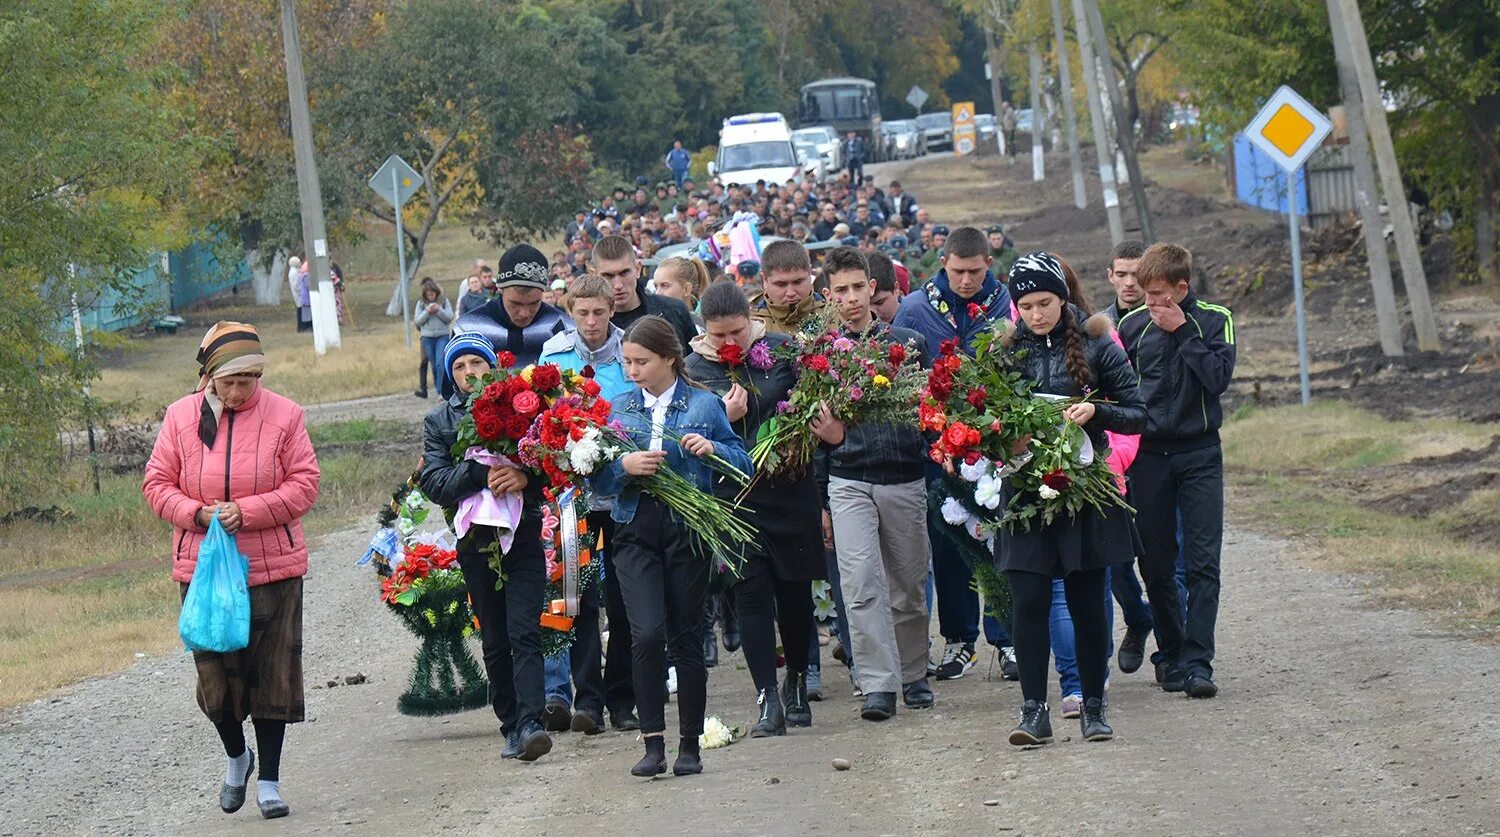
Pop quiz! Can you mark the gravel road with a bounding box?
[3,495,1497,836]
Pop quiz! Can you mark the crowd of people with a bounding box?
[147,170,1236,815]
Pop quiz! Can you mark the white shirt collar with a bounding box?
[643,380,678,410]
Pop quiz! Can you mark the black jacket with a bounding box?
[818,321,929,494]
[453,298,570,368]
[1006,306,1148,452]
[418,393,543,516]
[613,281,697,351]
[684,332,798,450]
[1116,293,1236,452]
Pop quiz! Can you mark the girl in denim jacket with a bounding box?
[592,315,752,778]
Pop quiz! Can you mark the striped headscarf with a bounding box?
[195,322,265,447]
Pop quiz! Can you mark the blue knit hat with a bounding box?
[443,331,497,387]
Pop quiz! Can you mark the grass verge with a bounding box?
[1224,403,1500,635]
[0,448,411,709]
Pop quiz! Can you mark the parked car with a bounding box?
[915,111,953,151]
[792,126,843,173]
[791,135,828,180]
[880,119,924,159]
[975,113,997,144]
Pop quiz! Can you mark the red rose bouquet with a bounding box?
[450,355,573,466]
[750,324,925,479]
[921,329,1130,530]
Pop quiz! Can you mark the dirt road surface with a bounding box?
[3,500,1496,835]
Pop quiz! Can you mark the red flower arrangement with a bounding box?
[451,360,575,465]
[750,325,925,479]
[919,324,1131,530]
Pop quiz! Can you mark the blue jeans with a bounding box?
[420,334,452,399]
[671,168,688,188]
[1112,559,1155,632]
[544,655,571,705]
[928,514,979,644]
[1052,574,1116,698]
[825,547,853,669]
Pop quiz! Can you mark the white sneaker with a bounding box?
[1061,693,1083,719]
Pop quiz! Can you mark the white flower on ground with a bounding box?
[1038,484,1061,500]
[700,715,740,749]
[974,474,1002,510]
[940,497,971,526]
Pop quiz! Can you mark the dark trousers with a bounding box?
[847,159,864,184]
[1130,445,1225,679]
[552,588,605,715]
[612,496,709,738]
[457,516,547,734]
[734,569,814,694]
[591,512,635,718]
[930,510,980,644]
[1111,559,1155,632]
[1007,569,1110,704]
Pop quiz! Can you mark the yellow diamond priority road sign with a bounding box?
[1244,86,1332,173]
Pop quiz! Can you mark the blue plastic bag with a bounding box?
[179,510,251,653]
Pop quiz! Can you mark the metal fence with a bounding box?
[1232,133,1359,229]
[77,241,248,333]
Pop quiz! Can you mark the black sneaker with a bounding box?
[1185,674,1219,699]
[516,720,552,762]
[570,708,605,735]
[500,729,522,759]
[541,700,572,732]
[1080,697,1113,741]
[860,691,897,721]
[610,710,641,731]
[1008,699,1053,746]
[934,641,977,681]
[1117,626,1149,674]
[1000,647,1019,681]
[902,678,935,709]
[1162,667,1188,693]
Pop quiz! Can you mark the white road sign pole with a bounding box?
[1244,85,1333,406]
[369,154,424,350]
[393,167,412,349]
[1287,168,1311,406]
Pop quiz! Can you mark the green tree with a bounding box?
[0,0,196,509]
[320,0,581,279]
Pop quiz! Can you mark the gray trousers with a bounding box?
[828,476,932,694]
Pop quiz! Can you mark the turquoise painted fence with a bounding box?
[78,241,249,333]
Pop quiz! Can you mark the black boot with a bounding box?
[703,633,719,668]
[750,687,786,737]
[1081,697,1113,741]
[1008,699,1053,746]
[782,672,812,728]
[673,737,703,776]
[631,736,667,777]
[720,595,741,653]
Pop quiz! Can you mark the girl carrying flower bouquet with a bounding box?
[992,253,1146,747]
[592,315,754,779]
[418,333,553,763]
[686,282,825,738]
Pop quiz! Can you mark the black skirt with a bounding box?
[733,470,826,583]
[993,488,1137,577]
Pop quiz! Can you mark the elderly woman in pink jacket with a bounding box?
[143,322,320,821]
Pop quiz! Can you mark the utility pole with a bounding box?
[1334,0,1440,351]
[1050,0,1086,209]
[279,0,340,353]
[1029,45,1045,181]
[983,22,1007,158]
[1326,0,1403,356]
[1070,0,1124,243]
[1082,0,1154,243]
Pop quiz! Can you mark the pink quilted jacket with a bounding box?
[143,385,320,587]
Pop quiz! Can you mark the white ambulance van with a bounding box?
[709,113,804,187]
